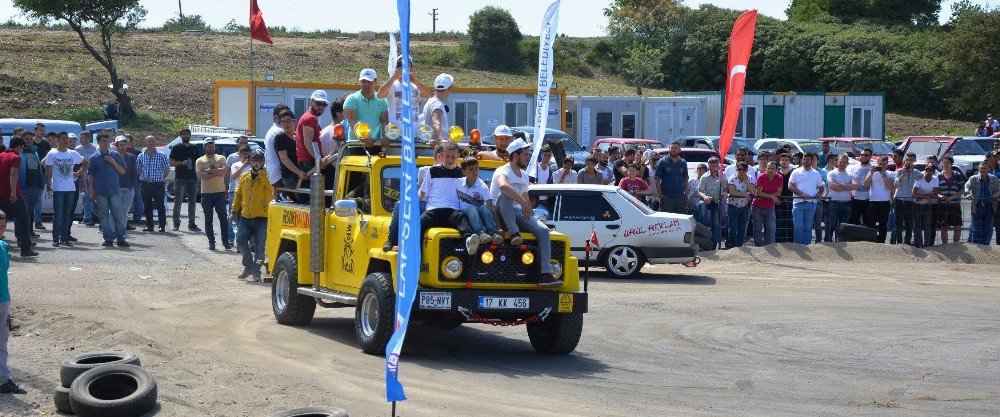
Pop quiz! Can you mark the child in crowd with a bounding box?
[1,210,28,394]
[457,157,504,245]
[619,163,653,203]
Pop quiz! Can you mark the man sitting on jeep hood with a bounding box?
[418,141,481,254]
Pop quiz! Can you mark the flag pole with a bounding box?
[249,24,255,132]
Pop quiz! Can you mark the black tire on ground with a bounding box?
[601,246,646,279]
[355,272,396,355]
[54,385,73,415]
[695,222,712,239]
[836,223,880,243]
[694,235,715,252]
[272,252,317,326]
[527,312,584,355]
[68,364,157,417]
[59,351,141,389]
[270,406,349,417]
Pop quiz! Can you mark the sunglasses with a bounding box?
[280,118,295,124]
[314,102,328,108]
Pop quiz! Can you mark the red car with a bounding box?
[592,138,664,154]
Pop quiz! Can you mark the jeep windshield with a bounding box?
[381,166,496,212]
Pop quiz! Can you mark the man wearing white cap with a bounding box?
[489,138,562,288]
[345,69,389,147]
[295,90,328,200]
[422,73,453,144]
[378,55,431,129]
[479,125,513,161]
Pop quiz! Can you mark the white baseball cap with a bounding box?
[359,68,377,82]
[202,136,216,144]
[493,125,512,137]
[309,90,329,103]
[114,135,128,143]
[434,73,453,90]
[507,138,530,154]
[67,133,78,139]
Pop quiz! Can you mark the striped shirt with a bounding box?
[937,173,963,205]
[137,151,170,182]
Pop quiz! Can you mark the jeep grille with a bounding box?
[438,238,567,284]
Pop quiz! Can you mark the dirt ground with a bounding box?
[1,222,999,416]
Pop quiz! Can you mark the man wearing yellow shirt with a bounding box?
[231,149,272,281]
[195,138,231,250]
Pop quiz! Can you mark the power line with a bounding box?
[428,8,438,34]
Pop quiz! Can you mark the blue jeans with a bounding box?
[119,188,135,226]
[52,191,75,242]
[95,194,126,242]
[237,217,268,273]
[726,204,750,248]
[32,188,42,225]
[703,201,721,250]
[132,185,143,222]
[813,199,826,243]
[386,200,427,246]
[82,190,95,222]
[464,205,499,234]
[228,191,237,238]
[200,192,230,245]
[792,201,817,245]
[971,202,994,245]
[22,187,42,225]
[826,201,852,242]
[496,195,552,274]
[752,206,776,246]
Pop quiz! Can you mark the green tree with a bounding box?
[467,6,523,73]
[13,0,146,119]
[604,0,690,90]
[787,0,942,26]
[621,43,665,95]
[161,14,210,32]
[937,3,1000,119]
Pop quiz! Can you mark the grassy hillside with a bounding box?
[0,28,975,140]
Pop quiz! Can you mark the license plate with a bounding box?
[478,296,530,310]
[419,292,451,310]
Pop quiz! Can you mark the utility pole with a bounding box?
[178,0,183,18]
[428,8,438,34]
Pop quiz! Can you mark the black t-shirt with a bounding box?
[22,150,44,189]
[613,159,628,185]
[35,140,52,162]
[169,143,198,180]
[274,133,297,179]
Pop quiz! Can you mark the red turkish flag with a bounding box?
[250,0,273,44]
[718,10,757,161]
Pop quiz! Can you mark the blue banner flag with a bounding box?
[527,0,561,174]
[386,0,418,403]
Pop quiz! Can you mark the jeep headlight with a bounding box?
[481,251,494,265]
[441,256,463,279]
[521,252,534,265]
[550,260,563,279]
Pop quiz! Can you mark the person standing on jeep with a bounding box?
[274,110,308,203]
[169,128,200,232]
[264,104,291,199]
[345,69,389,147]
[418,142,480,254]
[379,55,431,129]
[423,73,453,145]
[490,138,561,288]
[294,90,328,200]
[196,138,232,251]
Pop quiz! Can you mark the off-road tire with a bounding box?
[695,222,712,239]
[836,223,879,243]
[68,364,157,417]
[355,272,395,355]
[54,385,73,415]
[60,351,141,388]
[694,235,715,252]
[270,406,349,417]
[272,252,317,326]
[527,312,583,355]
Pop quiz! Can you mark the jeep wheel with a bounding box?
[355,272,395,355]
[272,252,316,325]
[526,313,583,355]
[603,246,645,279]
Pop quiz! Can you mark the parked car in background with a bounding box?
[754,138,823,155]
[820,137,896,158]
[900,136,969,177]
[591,138,664,155]
[529,183,698,278]
[679,136,759,159]
[162,126,261,201]
[0,118,119,148]
[652,147,729,179]
[946,138,990,178]
[483,126,589,170]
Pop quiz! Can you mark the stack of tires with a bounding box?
[836,223,880,243]
[53,351,158,416]
[694,222,715,252]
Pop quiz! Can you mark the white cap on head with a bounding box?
[506,138,530,154]
[68,133,78,139]
[202,137,215,144]
[359,68,377,82]
[493,125,512,137]
[114,135,128,143]
[310,90,329,103]
[434,73,453,90]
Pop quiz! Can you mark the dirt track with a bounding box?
[2,224,999,416]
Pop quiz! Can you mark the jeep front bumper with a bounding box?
[414,289,588,316]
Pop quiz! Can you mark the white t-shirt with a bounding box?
[788,167,825,203]
[912,176,940,205]
[724,164,758,185]
[419,165,463,210]
[552,168,578,184]
[44,149,84,192]
[421,97,449,140]
[532,163,553,184]
[229,160,249,191]
[869,170,895,202]
[456,177,491,211]
[387,80,423,127]
[490,163,530,209]
[417,165,432,201]
[826,169,854,201]
[263,123,283,184]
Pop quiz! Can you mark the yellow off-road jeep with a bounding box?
[265,142,588,355]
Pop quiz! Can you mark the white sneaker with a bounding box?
[479,232,492,244]
[466,234,481,254]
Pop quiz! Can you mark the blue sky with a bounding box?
[0,0,991,37]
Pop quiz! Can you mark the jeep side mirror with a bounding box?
[334,200,358,218]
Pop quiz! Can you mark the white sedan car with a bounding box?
[528,184,699,278]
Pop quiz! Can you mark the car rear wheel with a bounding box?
[603,246,645,279]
